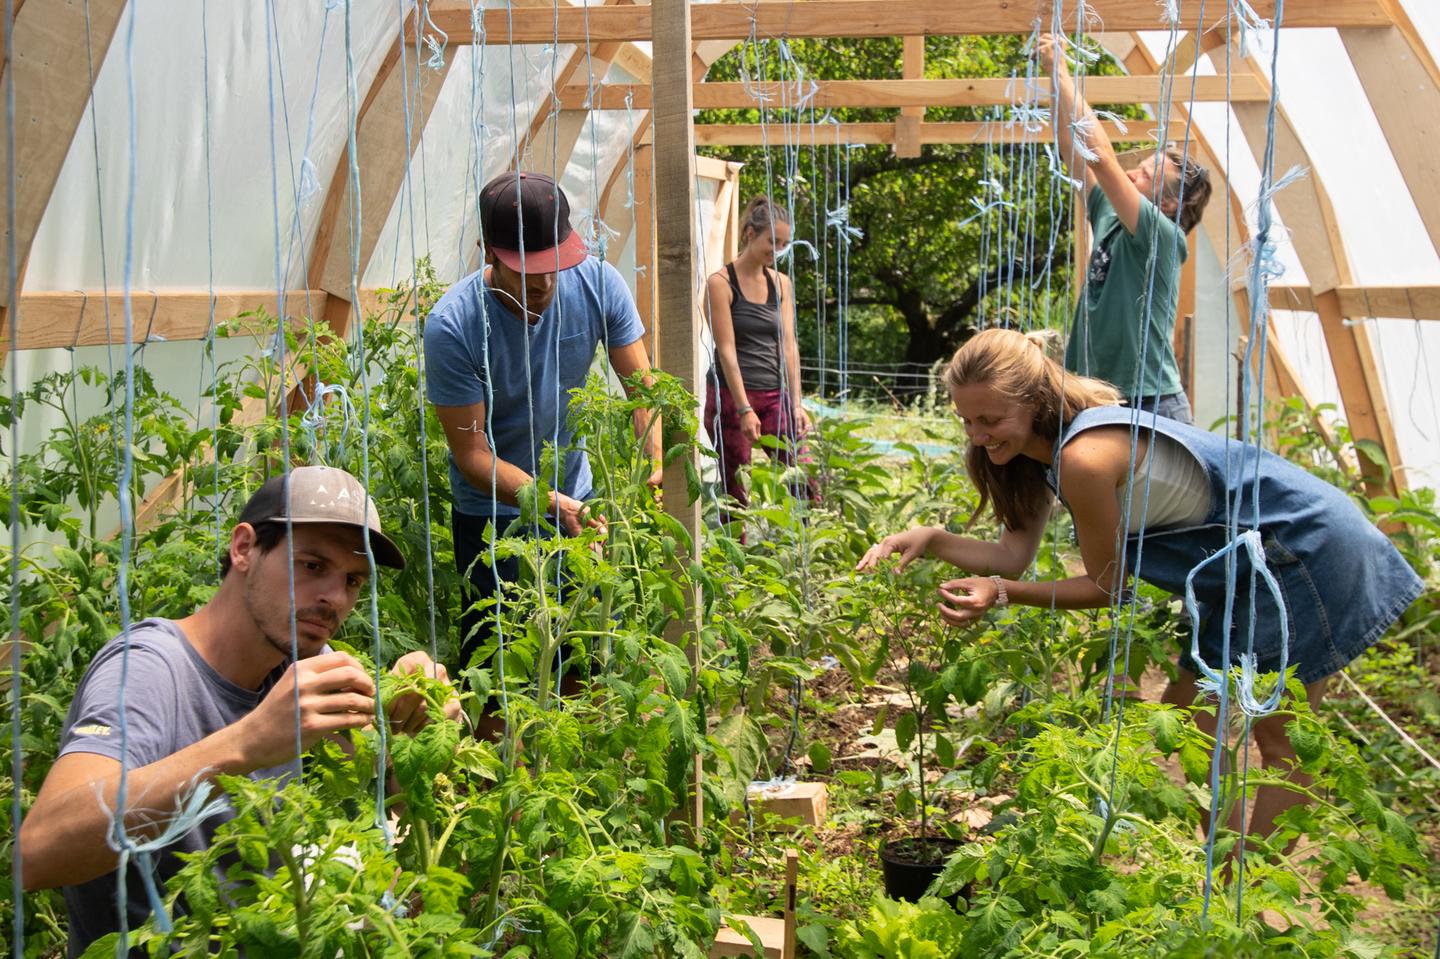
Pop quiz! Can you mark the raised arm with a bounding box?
[1039,33,1147,235]
[433,401,600,536]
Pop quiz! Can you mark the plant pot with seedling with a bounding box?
[841,560,983,904]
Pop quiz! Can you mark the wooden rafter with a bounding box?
[1341,22,1440,264]
[0,0,126,311]
[1269,285,1440,322]
[423,0,1387,45]
[0,0,127,367]
[1211,37,1404,493]
[1,290,331,351]
[513,0,636,175]
[1121,35,1332,444]
[307,31,453,339]
[560,75,1265,111]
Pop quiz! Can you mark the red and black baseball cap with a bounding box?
[479,171,589,275]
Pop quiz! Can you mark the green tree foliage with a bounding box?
[698,35,1137,396]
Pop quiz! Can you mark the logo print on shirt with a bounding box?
[1087,242,1113,290]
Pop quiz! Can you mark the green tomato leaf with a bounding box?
[895,711,918,754]
[1148,708,1183,756]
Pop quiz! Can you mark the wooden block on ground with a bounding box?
[745,781,828,828]
[710,916,786,959]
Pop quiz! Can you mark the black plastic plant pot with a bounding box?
[879,836,963,903]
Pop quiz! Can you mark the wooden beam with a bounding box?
[724,170,742,264]
[0,288,455,353]
[0,0,126,312]
[695,153,736,182]
[596,114,654,265]
[695,120,1160,146]
[1341,24,1440,263]
[1175,231,1198,400]
[0,290,331,351]
[308,35,452,338]
[1268,284,1440,321]
[704,174,738,277]
[560,75,1265,111]
[429,1,1388,44]
[1234,287,1342,455]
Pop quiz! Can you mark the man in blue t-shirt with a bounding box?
[1040,33,1213,422]
[424,171,659,687]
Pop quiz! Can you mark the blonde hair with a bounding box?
[943,328,1122,531]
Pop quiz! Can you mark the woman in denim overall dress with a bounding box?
[860,328,1423,839]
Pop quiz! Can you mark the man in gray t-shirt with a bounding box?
[19,467,459,957]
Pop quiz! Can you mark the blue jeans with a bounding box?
[1131,390,1193,424]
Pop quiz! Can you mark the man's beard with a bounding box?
[245,576,336,660]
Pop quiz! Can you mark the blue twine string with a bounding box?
[1183,530,1290,716]
[393,0,442,667]
[337,0,392,841]
[262,0,304,797]
[81,0,120,456]
[299,380,359,459]
[543,1,565,687]
[111,2,142,950]
[1101,0,1208,823]
[200,0,223,576]
[420,0,448,70]
[5,0,22,946]
[102,780,232,935]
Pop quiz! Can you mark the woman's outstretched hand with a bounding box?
[937,577,1000,626]
[856,526,935,572]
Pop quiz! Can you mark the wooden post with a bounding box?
[1314,290,1398,496]
[894,36,924,158]
[725,164,743,263]
[652,0,703,834]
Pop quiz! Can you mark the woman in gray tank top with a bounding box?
[704,197,811,515]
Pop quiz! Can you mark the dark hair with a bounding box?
[1161,148,1212,234]
[738,196,792,248]
[218,521,288,578]
[943,328,1122,531]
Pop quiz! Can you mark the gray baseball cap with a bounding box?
[238,466,405,569]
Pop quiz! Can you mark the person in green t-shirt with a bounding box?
[1040,33,1213,423]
